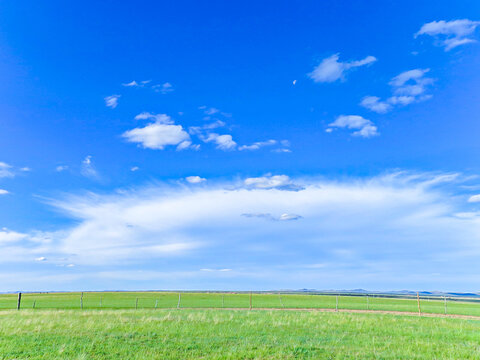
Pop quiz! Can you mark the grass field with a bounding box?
[2,291,480,317]
[1,309,480,359]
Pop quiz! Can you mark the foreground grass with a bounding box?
[1,309,480,359]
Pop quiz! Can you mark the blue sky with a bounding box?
[1,1,480,292]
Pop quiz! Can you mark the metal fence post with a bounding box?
[335,295,338,312]
[249,292,252,310]
[135,298,138,310]
[33,300,36,309]
[417,292,421,315]
[17,292,22,310]
[155,300,158,309]
[177,293,181,309]
[80,292,83,310]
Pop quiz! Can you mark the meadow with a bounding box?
[2,291,480,317]
[1,308,480,359]
[2,292,480,359]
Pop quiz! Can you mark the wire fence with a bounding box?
[3,291,480,317]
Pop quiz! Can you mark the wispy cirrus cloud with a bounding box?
[0,162,14,178]
[4,171,480,291]
[152,82,174,94]
[239,140,277,151]
[81,156,99,179]
[242,213,302,221]
[415,19,480,51]
[104,94,120,108]
[308,53,377,83]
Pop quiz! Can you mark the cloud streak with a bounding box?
[308,54,377,83]
[415,19,480,51]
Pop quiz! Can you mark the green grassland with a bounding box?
[1,291,480,317]
[1,309,480,359]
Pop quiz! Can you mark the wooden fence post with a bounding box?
[155,300,158,309]
[177,293,181,309]
[417,292,421,315]
[33,300,36,309]
[222,294,224,308]
[17,292,22,310]
[278,292,284,308]
[335,295,338,312]
[249,292,252,310]
[444,296,447,315]
[367,295,369,310]
[80,292,83,310]
[135,298,138,310]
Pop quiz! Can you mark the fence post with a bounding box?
[444,296,447,315]
[155,300,158,309]
[80,292,84,310]
[367,295,369,310]
[33,300,36,309]
[100,297,102,308]
[278,292,284,308]
[249,292,252,310]
[177,293,181,309]
[417,292,421,315]
[135,298,138,310]
[222,294,224,308]
[335,295,338,312]
[17,292,22,310]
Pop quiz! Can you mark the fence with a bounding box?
[3,291,480,317]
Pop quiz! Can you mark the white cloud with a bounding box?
[56,165,68,172]
[200,268,232,272]
[81,156,99,179]
[0,189,9,195]
[130,166,139,172]
[327,115,378,138]
[389,68,433,96]
[122,80,140,87]
[360,96,392,114]
[35,256,47,262]
[104,95,120,108]
[415,19,480,51]
[468,194,480,203]
[123,114,192,150]
[239,140,277,151]
[308,53,377,83]
[244,175,303,191]
[134,112,174,124]
[0,228,27,243]
[189,120,226,135]
[272,148,292,153]
[242,213,302,221]
[0,162,13,178]
[5,171,480,291]
[152,82,174,94]
[186,176,206,184]
[203,133,237,150]
[19,167,31,172]
[361,69,433,113]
